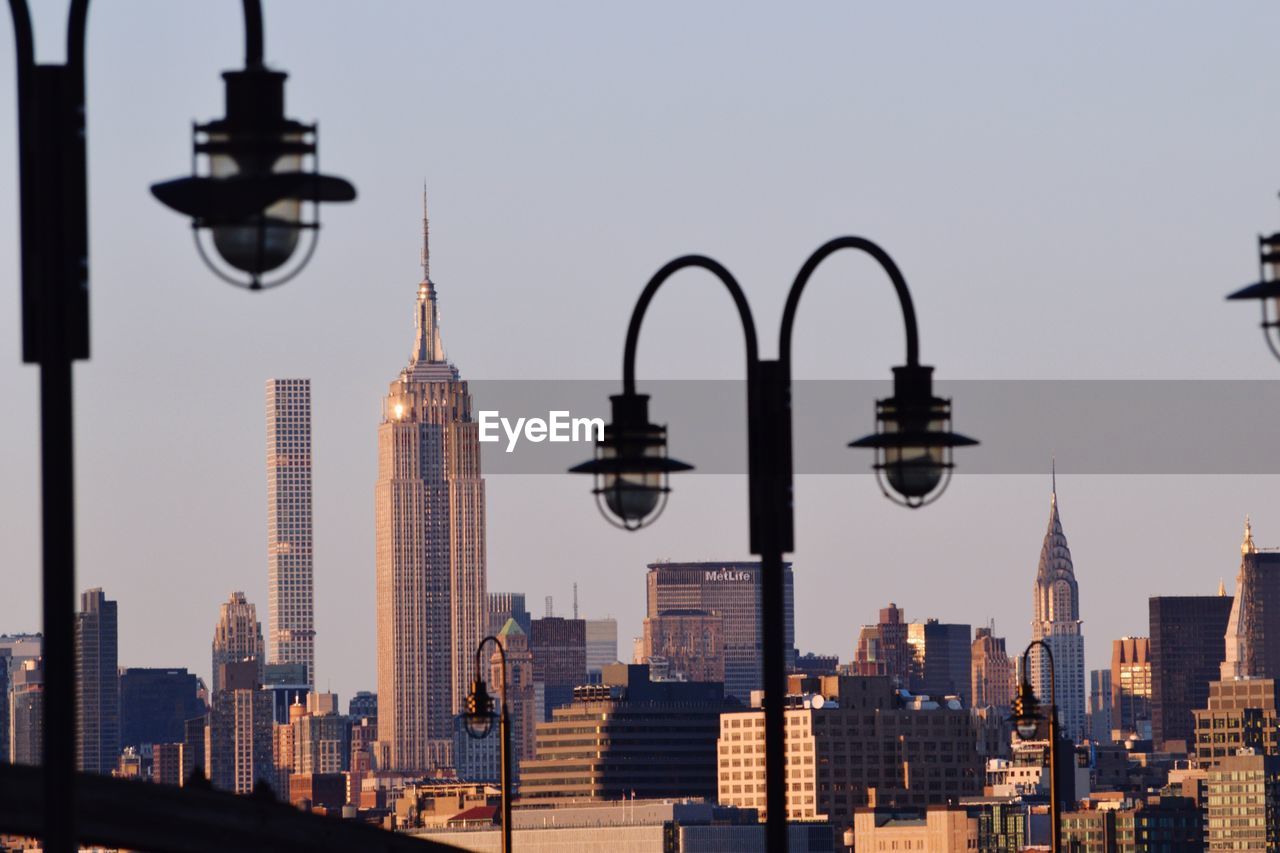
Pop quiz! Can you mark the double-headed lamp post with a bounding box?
[1226,214,1280,363]
[5,2,353,851]
[1010,640,1061,853]
[465,636,513,853]
[570,236,978,852]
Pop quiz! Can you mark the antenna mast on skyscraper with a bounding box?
[421,183,430,281]
[573,583,579,620]
[545,595,553,618]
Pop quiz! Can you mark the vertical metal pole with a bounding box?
[750,360,794,853]
[40,358,76,853]
[759,548,788,852]
[1048,706,1060,853]
[500,706,512,853]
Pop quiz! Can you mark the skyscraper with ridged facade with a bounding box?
[375,193,487,772]
[1030,469,1086,742]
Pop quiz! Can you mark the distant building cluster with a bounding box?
[8,200,1280,851]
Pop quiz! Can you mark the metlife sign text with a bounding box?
[477,410,604,453]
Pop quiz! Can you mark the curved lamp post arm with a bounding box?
[622,255,760,396]
[1021,638,1057,707]
[778,236,921,372]
[475,634,509,707]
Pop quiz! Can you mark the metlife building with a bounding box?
[645,561,795,701]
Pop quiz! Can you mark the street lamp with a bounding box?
[465,636,513,853]
[569,236,977,852]
[1010,640,1062,853]
[3,2,353,851]
[1226,208,1280,362]
[150,2,356,289]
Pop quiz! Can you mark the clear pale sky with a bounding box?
[4,2,1280,702]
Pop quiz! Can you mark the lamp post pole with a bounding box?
[473,636,513,853]
[1018,640,1061,853]
[588,237,973,852]
[3,3,331,851]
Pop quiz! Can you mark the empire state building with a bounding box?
[375,195,487,771]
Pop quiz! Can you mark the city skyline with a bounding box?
[5,4,1280,710]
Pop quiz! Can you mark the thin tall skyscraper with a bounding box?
[375,192,487,771]
[75,588,119,775]
[266,378,315,688]
[1030,468,1086,742]
[211,591,265,694]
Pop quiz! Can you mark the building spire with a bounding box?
[421,183,430,282]
[410,186,445,366]
[1051,457,1057,505]
[1243,515,1256,555]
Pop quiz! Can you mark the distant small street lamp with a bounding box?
[465,636,513,853]
[1226,212,1280,362]
[1010,640,1062,853]
[150,5,355,289]
[570,237,977,853]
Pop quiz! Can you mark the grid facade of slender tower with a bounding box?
[266,378,315,687]
[1030,470,1087,743]
[375,194,487,771]
[75,588,119,775]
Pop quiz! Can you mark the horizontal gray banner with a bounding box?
[458,380,1280,475]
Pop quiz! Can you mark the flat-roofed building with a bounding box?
[717,674,982,825]
[853,806,977,852]
[1192,679,1279,766]
[517,663,726,805]
[1206,752,1280,850]
[1149,594,1232,751]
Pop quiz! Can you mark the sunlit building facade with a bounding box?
[375,196,487,772]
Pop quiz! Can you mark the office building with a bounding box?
[1206,752,1280,849]
[793,652,839,676]
[518,663,726,804]
[494,618,536,775]
[1192,679,1280,765]
[853,807,978,852]
[529,616,585,720]
[1089,669,1113,744]
[1149,592,1232,751]
[292,706,352,776]
[971,624,1016,712]
[348,690,377,720]
[642,609,725,683]
[119,668,205,752]
[211,591,265,694]
[1222,517,1280,680]
[1030,472,1087,742]
[646,561,794,701]
[853,602,911,684]
[486,592,531,638]
[75,587,120,775]
[152,742,184,786]
[717,674,983,825]
[207,660,275,795]
[907,619,971,702]
[9,657,43,766]
[584,617,618,675]
[262,661,309,724]
[1110,637,1152,740]
[375,196,487,772]
[265,378,315,688]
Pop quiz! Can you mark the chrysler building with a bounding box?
[374,192,487,771]
[1030,467,1086,742]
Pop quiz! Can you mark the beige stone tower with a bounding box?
[375,193,487,772]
